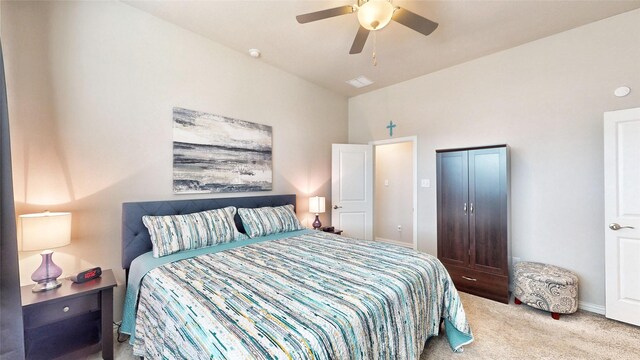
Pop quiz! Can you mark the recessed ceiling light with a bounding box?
[248,48,261,58]
[346,75,374,88]
[614,86,631,97]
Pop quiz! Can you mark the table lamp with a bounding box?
[19,211,72,292]
[308,196,325,230]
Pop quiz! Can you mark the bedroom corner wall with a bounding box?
[348,9,640,309]
[1,0,348,319]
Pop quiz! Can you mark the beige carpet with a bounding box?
[422,292,640,359]
[96,291,640,359]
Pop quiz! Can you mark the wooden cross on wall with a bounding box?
[386,121,396,137]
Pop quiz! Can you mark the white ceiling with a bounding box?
[124,0,640,98]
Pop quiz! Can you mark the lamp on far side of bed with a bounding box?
[19,211,72,293]
[308,196,325,230]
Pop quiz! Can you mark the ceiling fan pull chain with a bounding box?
[372,31,378,66]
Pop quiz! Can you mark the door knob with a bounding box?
[333,205,342,210]
[609,223,635,231]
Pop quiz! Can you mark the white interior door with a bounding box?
[332,144,373,240]
[604,107,640,326]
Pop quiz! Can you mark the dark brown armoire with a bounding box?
[436,145,510,303]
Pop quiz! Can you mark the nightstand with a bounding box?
[21,269,117,360]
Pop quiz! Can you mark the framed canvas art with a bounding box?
[173,107,272,193]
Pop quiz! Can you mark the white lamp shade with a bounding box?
[357,0,395,30]
[308,196,326,214]
[19,212,71,251]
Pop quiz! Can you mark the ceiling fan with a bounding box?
[296,0,439,55]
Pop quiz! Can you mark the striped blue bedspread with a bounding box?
[131,231,473,358]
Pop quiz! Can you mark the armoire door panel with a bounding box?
[437,151,469,266]
[469,148,508,275]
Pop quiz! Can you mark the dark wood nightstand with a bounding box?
[21,269,117,360]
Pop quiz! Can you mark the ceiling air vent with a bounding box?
[346,76,374,88]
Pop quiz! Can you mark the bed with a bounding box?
[120,194,473,359]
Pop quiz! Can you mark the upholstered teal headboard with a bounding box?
[121,194,297,271]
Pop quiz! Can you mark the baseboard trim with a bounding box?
[579,301,605,315]
[374,237,413,248]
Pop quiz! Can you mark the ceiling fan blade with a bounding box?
[296,5,354,24]
[349,26,370,54]
[392,7,439,36]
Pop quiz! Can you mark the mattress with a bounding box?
[122,230,473,359]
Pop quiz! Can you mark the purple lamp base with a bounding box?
[312,214,322,230]
[31,250,63,293]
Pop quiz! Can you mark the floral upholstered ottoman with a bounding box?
[513,261,579,320]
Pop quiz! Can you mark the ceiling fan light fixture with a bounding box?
[357,0,394,31]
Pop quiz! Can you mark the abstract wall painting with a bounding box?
[173,107,272,193]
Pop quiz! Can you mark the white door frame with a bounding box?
[369,136,418,250]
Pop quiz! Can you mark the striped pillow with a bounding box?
[238,204,303,238]
[143,207,240,257]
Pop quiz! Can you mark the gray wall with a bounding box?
[349,9,640,310]
[2,1,348,319]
